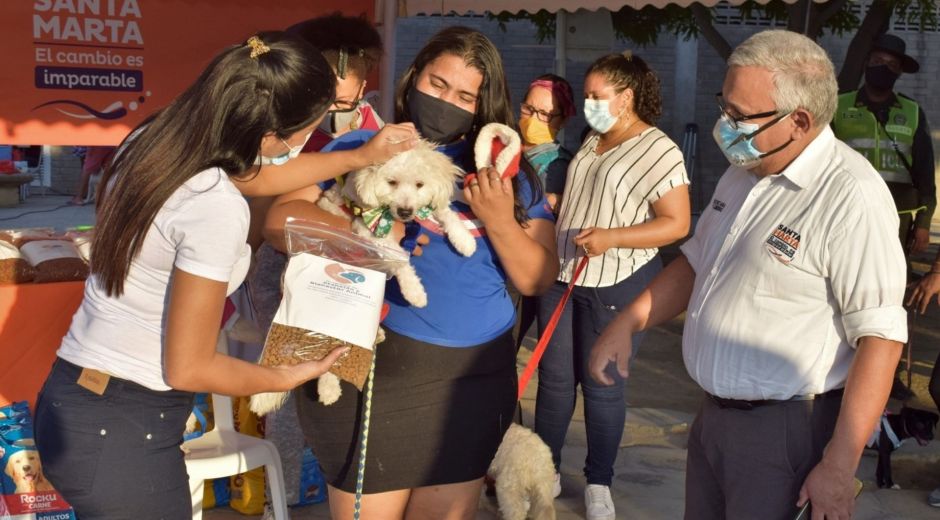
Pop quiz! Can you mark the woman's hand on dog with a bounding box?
[464,166,515,228]
[362,123,419,166]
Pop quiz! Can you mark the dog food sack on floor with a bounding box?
[258,219,406,390]
[0,401,76,520]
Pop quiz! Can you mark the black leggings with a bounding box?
[34,358,194,520]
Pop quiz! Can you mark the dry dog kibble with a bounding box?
[0,241,35,284]
[260,323,374,390]
[0,259,35,284]
[20,240,89,283]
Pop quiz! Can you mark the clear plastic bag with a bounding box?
[257,218,407,390]
[283,217,408,276]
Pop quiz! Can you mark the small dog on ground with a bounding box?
[866,406,938,489]
[488,423,556,520]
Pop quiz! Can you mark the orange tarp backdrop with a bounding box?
[0,0,374,146]
[0,282,85,410]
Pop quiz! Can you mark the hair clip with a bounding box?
[337,47,349,79]
[621,49,633,61]
[247,36,271,59]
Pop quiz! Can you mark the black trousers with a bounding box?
[34,358,195,520]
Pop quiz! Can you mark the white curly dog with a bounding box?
[318,137,477,308]
[489,423,557,520]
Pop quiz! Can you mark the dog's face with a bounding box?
[352,139,462,221]
[900,407,938,446]
[4,449,44,490]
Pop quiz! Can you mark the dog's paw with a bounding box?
[402,284,428,308]
[890,483,901,490]
[318,373,343,405]
[449,230,477,257]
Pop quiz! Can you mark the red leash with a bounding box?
[517,256,589,399]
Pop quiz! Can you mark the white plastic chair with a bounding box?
[182,332,290,520]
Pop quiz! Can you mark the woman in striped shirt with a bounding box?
[534,52,691,520]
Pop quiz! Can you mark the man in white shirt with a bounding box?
[588,30,906,520]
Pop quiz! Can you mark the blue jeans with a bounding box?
[534,256,662,486]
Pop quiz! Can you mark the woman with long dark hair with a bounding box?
[292,26,559,519]
[32,32,371,519]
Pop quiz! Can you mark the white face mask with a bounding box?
[583,98,619,134]
[254,132,312,166]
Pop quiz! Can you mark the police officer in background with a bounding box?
[833,33,935,400]
[833,33,935,257]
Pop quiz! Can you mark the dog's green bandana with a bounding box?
[357,205,433,237]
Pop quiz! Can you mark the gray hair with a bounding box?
[728,30,838,127]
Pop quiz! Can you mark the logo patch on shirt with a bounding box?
[765,224,801,264]
[712,199,726,212]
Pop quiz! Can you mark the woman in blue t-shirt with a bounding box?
[294,26,559,519]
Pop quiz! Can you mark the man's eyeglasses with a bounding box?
[715,93,779,130]
[330,97,361,114]
[521,103,561,123]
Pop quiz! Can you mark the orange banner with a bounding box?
[0,0,374,146]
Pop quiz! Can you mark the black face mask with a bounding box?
[865,64,900,93]
[407,87,475,144]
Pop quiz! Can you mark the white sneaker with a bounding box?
[585,484,616,520]
[553,472,561,498]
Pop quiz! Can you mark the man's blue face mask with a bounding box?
[712,112,792,170]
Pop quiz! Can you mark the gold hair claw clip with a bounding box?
[247,36,271,59]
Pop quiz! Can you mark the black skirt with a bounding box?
[295,328,517,493]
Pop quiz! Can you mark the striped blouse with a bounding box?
[556,127,689,287]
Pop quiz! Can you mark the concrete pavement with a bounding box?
[4,194,940,518]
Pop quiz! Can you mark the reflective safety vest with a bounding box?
[832,91,919,185]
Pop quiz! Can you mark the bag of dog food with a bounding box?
[19,239,88,284]
[257,218,407,390]
[0,241,35,285]
[0,401,76,520]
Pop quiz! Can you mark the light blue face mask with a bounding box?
[712,112,792,169]
[254,132,312,166]
[583,98,619,134]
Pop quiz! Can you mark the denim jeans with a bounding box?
[534,256,662,486]
[34,358,194,519]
